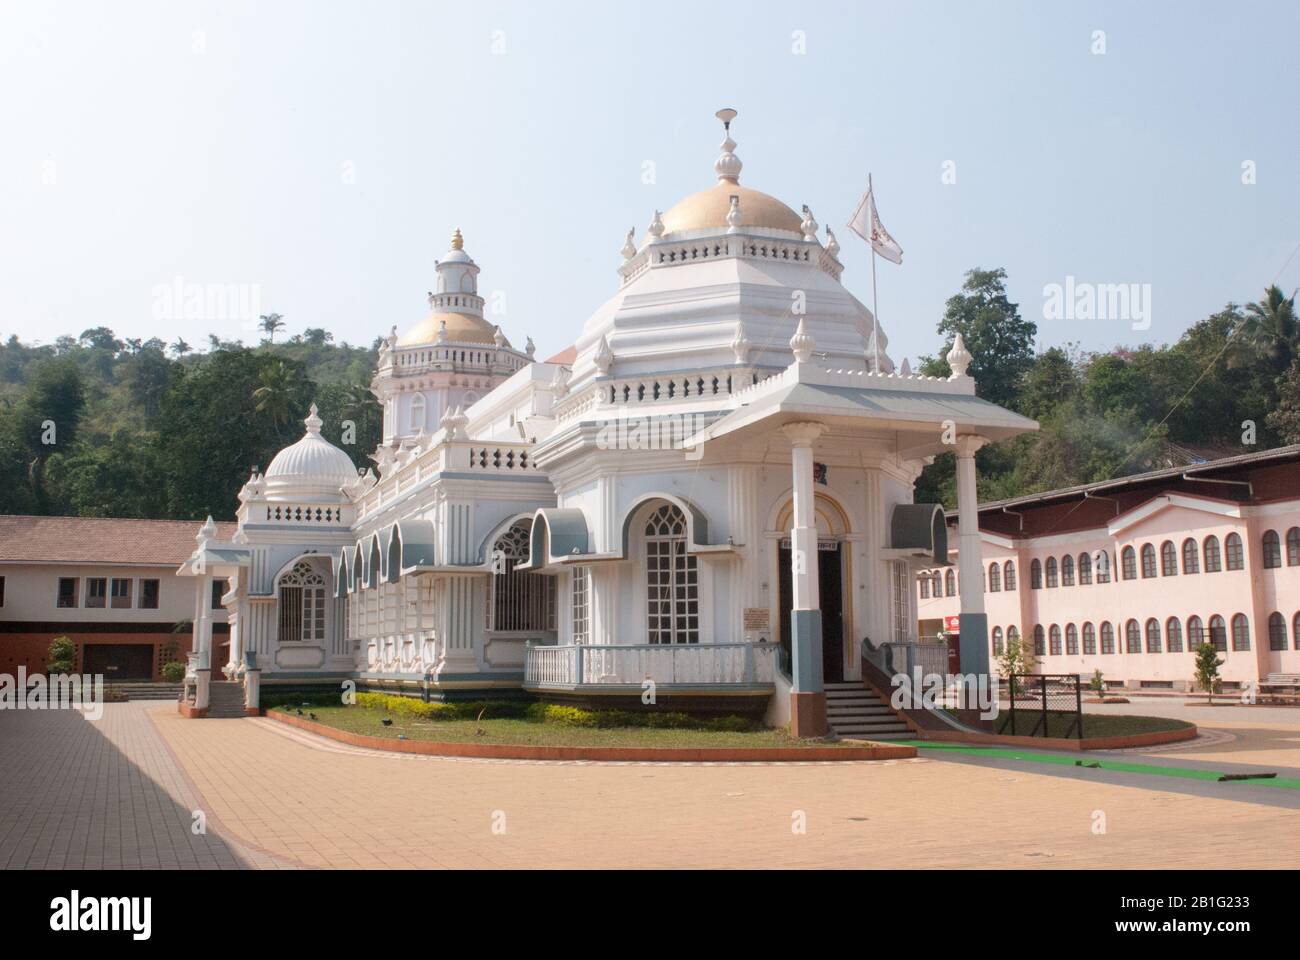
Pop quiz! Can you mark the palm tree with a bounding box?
[1231,285,1298,371]
[169,338,191,358]
[259,313,286,344]
[252,359,304,440]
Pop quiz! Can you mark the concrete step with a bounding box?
[206,682,247,718]
[839,730,915,741]
[831,724,911,736]
[106,683,183,701]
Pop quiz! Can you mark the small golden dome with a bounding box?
[660,181,803,236]
[396,311,498,347]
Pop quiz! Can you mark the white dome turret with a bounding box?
[264,404,358,497]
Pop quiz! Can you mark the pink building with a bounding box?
[917,445,1300,692]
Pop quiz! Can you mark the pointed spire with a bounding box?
[620,227,637,261]
[825,226,840,259]
[789,317,815,364]
[304,403,323,435]
[648,209,664,240]
[714,108,742,183]
[899,357,912,376]
[450,227,464,251]
[594,334,614,375]
[946,333,972,379]
[196,515,217,545]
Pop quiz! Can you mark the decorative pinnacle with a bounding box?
[789,317,815,364]
[620,227,637,260]
[714,108,742,183]
[825,226,840,258]
[726,194,742,232]
[648,209,664,240]
[946,332,973,379]
[450,228,464,251]
[800,205,818,242]
[304,403,323,435]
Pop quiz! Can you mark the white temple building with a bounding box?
[179,111,1037,735]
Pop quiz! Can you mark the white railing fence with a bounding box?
[524,642,776,687]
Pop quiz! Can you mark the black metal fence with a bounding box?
[1000,673,1083,738]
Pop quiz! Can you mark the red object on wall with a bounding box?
[943,615,961,632]
[944,616,961,673]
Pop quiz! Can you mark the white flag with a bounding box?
[848,177,903,264]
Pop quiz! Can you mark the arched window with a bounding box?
[1003,560,1017,591]
[1165,617,1183,652]
[1101,622,1115,654]
[1294,613,1300,650]
[645,504,698,644]
[1125,619,1141,653]
[1187,615,1204,648]
[1203,536,1222,572]
[988,563,1001,592]
[992,626,1004,656]
[919,575,930,600]
[1140,544,1157,579]
[1082,622,1096,654]
[1007,625,1020,650]
[933,572,943,596]
[1045,557,1059,588]
[1230,613,1250,651]
[1121,546,1137,580]
[1033,625,1045,656]
[1065,623,1079,655]
[1225,533,1244,571]
[1262,530,1282,569]
[1208,615,1227,652]
[945,568,956,596]
[1268,612,1287,651]
[1030,559,1042,590]
[1049,624,1062,655]
[277,560,327,645]
[1145,618,1161,653]
[1078,552,1092,585]
[1287,527,1300,566]
[490,522,556,633]
[1095,550,1112,583]
[1061,554,1075,586]
[1182,538,1199,574]
[1160,541,1177,576]
[409,393,426,432]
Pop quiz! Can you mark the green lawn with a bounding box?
[272,704,857,749]
[994,711,1193,739]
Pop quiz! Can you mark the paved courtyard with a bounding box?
[2,701,1299,869]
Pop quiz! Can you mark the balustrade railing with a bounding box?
[524,642,776,687]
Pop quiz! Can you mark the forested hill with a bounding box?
[0,326,383,521]
[2,274,1298,522]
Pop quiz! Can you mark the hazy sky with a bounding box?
[2,0,1297,366]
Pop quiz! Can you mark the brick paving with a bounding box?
[4,702,1299,869]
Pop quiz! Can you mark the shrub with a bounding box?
[161,661,186,683]
[46,637,76,675]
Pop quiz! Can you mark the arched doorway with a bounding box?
[773,494,851,683]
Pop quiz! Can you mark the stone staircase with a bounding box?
[206,681,249,718]
[825,681,912,740]
[105,682,184,701]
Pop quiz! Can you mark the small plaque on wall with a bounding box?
[743,608,770,631]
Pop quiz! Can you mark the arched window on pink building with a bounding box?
[1082,622,1096,654]
[1033,625,1045,656]
[1262,530,1282,569]
[1049,624,1062,655]
[1203,536,1222,572]
[1230,613,1250,651]
[1182,538,1199,573]
[1287,527,1300,566]
[1160,540,1177,576]
[1061,554,1075,586]
[944,569,956,596]
[1225,533,1245,571]
[1187,615,1205,648]
[1003,560,1017,591]
[1165,617,1183,652]
[1100,622,1115,654]
[1145,618,1161,653]
[992,626,1004,656]
[1208,615,1227,651]
[1121,546,1137,580]
[1268,612,1287,651]
[1078,552,1092,584]
[1140,544,1157,579]
[1030,559,1042,590]
[1045,557,1059,587]
[988,563,1001,592]
[1065,623,1079,655]
[1125,619,1141,653]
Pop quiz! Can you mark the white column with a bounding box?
[783,421,827,691]
[954,435,990,676]
[193,573,212,712]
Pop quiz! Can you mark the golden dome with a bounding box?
[396,311,498,347]
[660,181,803,236]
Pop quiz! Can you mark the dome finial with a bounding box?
[450,227,464,251]
[304,403,323,435]
[714,108,742,183]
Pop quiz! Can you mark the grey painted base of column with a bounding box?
[958,612,990,678]
[791,609,823,694]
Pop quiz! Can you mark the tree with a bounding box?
[259,313,286,343]
[1194,642,1224,703]
[302,328,334,346]
[1089,669,1106,700]
[253,357,311,441]
[1267,359,1300,443]
[11,359,86,513]
[46,636,76,674]
[170,338,191,358]
[1231,284,1297,373]
[918,267,1038,410]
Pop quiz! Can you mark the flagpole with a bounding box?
[868,173,881,372]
